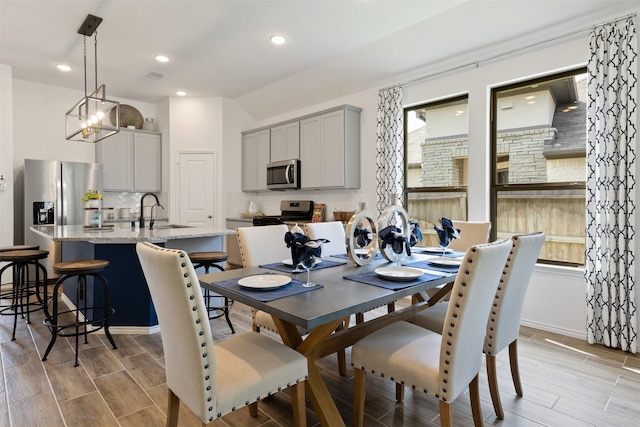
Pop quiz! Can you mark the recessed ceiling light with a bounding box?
[270,34,286,45]
[155,55,170,63]
[56,64,72,71]
[525,95,536,100]
[176,90,186,96]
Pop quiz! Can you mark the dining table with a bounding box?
[199,250,462,427]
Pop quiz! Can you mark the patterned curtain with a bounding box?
[586,17,637,353]
[376,86,404,214]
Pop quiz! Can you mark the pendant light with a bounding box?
[65,14,120,143]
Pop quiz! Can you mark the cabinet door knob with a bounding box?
[208,215,212,219]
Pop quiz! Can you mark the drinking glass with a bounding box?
[298,254,317,287]
[439,237,451,257]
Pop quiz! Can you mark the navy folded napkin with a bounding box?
[379,225,411,256]
[409,220,423,247]
[354,226,372,248]
[284,230,327,268]
[434,217,460,248]
[209,274,323,302]
[343,270,443,291]
[260,259,347,273]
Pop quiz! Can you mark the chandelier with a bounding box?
[65,14,120,143]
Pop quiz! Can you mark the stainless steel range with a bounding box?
[253,200,314,226]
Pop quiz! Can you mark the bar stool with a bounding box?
[42,259,117,366]
[0,249,49,340]
[0,244,40,300]
[188,251,235,333]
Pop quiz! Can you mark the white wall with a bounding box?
[0,64,14,248]
[217,10,639,340]
[10,78,157,243]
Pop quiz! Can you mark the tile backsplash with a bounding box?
[102,192,168,217]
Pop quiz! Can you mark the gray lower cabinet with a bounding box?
[97,129,162,192]
[242,129,270,192]
[300,105,361,189]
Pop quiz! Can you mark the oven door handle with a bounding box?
[285,164,292,184]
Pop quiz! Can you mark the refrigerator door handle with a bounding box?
[58,178,64,225]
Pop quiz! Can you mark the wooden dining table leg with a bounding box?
[273,316,347,427]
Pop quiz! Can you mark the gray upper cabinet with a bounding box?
[242,129,270,192]
[97,129,161,192]
[300,105,361,189]
[270,121,299,161]
[241,104,361,192]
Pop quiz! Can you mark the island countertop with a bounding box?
[30,224,235,244]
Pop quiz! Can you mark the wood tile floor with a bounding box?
[1,293,639,426]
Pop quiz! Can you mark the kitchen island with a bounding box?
[31,225,235,333]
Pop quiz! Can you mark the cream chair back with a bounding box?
[136,242,217,422]
[303,221,346,256]
[437,239,512,401]
[449,220,491,252]
[136,242,308,425]
[237,224,290,267]
[485,232,545,355]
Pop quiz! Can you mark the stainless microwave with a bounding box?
[267,159,300,190]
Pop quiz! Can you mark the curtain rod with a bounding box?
[384,12,637,91]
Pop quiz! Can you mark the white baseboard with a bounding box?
[520,319,586,340]
[59,293,160,335]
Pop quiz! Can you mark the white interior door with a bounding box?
[178,152,215,227]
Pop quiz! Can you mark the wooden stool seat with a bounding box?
[188,251,234,334]
[0,249,49,340]
[188,251,229,264]
[0,244,39,253]
[53,259,109,275]
[0,249,49,262]
[43,259,116,366]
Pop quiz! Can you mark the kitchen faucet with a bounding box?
[149,203,165,230]
[139,193,163,229]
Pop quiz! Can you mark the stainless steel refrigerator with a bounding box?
[24,159,103,274]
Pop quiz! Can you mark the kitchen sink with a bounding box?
[152,224,192,230]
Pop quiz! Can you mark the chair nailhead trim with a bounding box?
[207,397,212,401]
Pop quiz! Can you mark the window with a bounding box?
[490,68,587,266]
[404,95,469,248]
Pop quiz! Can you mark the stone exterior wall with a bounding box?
[498,128,555,183]
[420,137,468,186]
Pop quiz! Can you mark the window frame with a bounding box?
[489,67,587,267]
[402,94,469,207]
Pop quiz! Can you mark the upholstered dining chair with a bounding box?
[236,224,348,375]
[236,225,294,334]
[423,219,493,302]
[351,239,512,427]
[304,221,346,256]
[412,232,545,419]
[448,220,491,252]
[136,242,308,427]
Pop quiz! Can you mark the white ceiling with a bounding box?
[1,0,637,121]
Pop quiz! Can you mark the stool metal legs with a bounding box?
[43,272,117,367]
[195,263,235,334]
[0,259,49,341]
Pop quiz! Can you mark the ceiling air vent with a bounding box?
[146,72,164,80]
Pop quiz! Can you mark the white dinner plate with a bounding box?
[426,256,463,267]
[281,258,322,267]
[238,275,292,290]
[421,247,454,254]
[374,267,424,282]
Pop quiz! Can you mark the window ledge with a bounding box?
[534,263,583,278]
